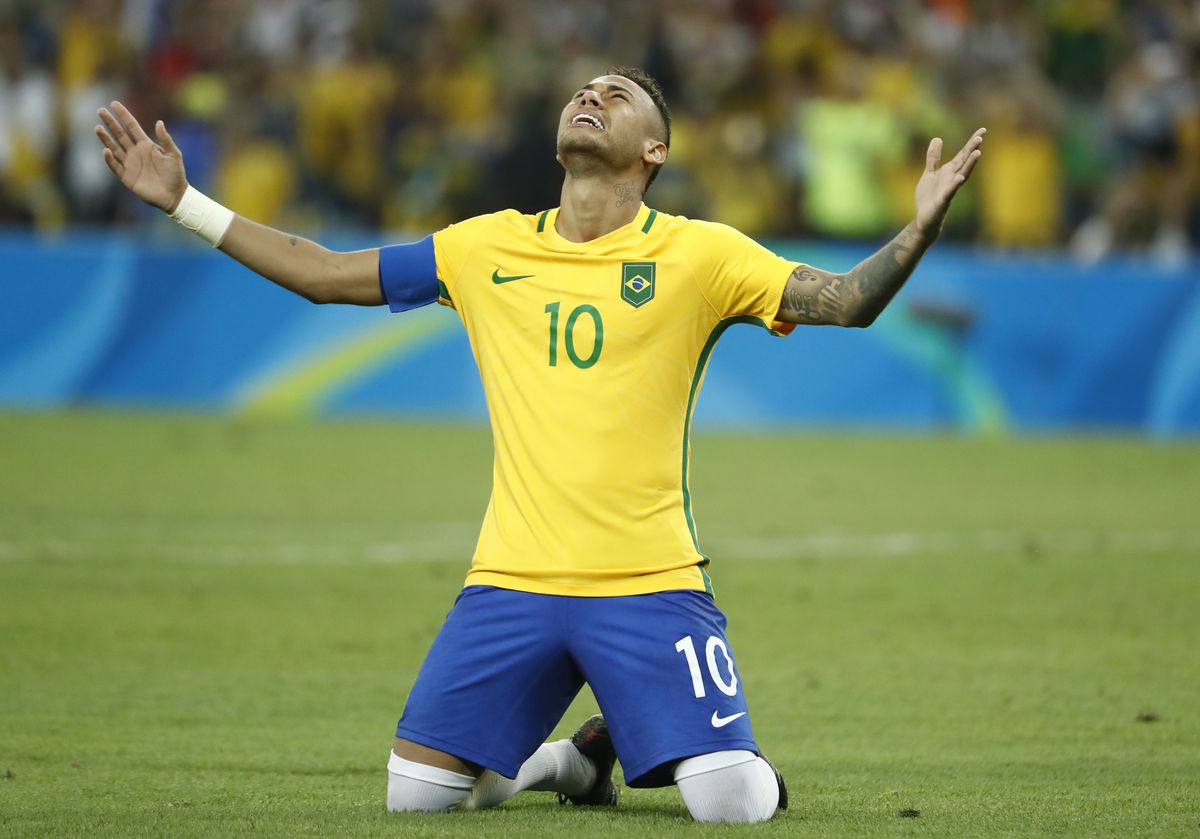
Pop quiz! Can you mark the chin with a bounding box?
[557,130,609,158]
[557,134,624,178]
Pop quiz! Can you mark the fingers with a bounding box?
[97,107,132,150]
[948,127,986,172]
[925,138,943,173]
[155,119,180,157]
[102,147,124,178]
[94,123,123,158]
[110,100,151,144]
[97,101,153,151]
[959,148,983,182]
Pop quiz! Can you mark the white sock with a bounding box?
[675,750,780,823]
[386,752,475,813]
[460,739,596,810]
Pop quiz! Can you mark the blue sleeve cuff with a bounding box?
[378,235,439,313]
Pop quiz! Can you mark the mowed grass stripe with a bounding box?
[1,411,1198,838]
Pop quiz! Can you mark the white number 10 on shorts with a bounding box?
[675,634,739,698]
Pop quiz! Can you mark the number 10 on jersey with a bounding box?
[545,302,603,369]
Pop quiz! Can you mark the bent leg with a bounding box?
[569,590,761,787]
[386,587,584,813]
[675,750,780,823]
[460,739,595,810]
[392,737,478,775]
[386,740,478,813]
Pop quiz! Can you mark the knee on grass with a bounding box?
[386,753,474,813]
[385,747,781,821]
[675,750,780,824]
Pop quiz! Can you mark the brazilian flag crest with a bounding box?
[621,262,656,308]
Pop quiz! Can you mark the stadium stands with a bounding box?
[1,0,1197,260]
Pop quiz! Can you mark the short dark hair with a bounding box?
[608,65,671,192]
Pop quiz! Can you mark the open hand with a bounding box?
[913,128,986,238]
[95,101,187,213]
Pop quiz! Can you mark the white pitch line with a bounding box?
[705,528,1200,560]
[2,527,1200,565]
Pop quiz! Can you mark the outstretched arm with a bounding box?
[777,128,986,327]
[95,101,382,306]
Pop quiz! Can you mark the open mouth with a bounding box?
[569,112,604,131]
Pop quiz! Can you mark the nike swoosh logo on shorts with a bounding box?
[492,268,535,284]
[710,710,747,728]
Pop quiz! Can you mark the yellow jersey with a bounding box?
[433,204,799,596]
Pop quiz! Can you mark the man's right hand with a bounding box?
[94,99,385,307]
[96,101,188,214]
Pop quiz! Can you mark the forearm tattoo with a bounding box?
[778,224,929,326]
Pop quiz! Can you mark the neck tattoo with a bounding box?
[613,182,640,208]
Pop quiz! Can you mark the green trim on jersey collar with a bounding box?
[537,206,656,237]
[641,209,658,234]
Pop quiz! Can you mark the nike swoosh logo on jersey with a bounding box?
[492,269,535,284]
[710,710,747,728]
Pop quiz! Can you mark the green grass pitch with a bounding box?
[1,411,1198,837]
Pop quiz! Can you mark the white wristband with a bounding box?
[169,185,235,247]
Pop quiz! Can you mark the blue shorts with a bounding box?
[395,586,759,788]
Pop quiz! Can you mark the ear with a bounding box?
[642,139,667,167]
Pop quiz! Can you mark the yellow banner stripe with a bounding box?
[236,310,455,420]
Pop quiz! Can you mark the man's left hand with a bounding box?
[913,127,986,239]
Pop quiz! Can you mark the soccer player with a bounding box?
[95,67,983,823]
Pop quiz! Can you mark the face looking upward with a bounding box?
[556,75,668,187]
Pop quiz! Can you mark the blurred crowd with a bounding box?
[2,0,1199,262]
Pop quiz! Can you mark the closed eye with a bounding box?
[573,84,633,102]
